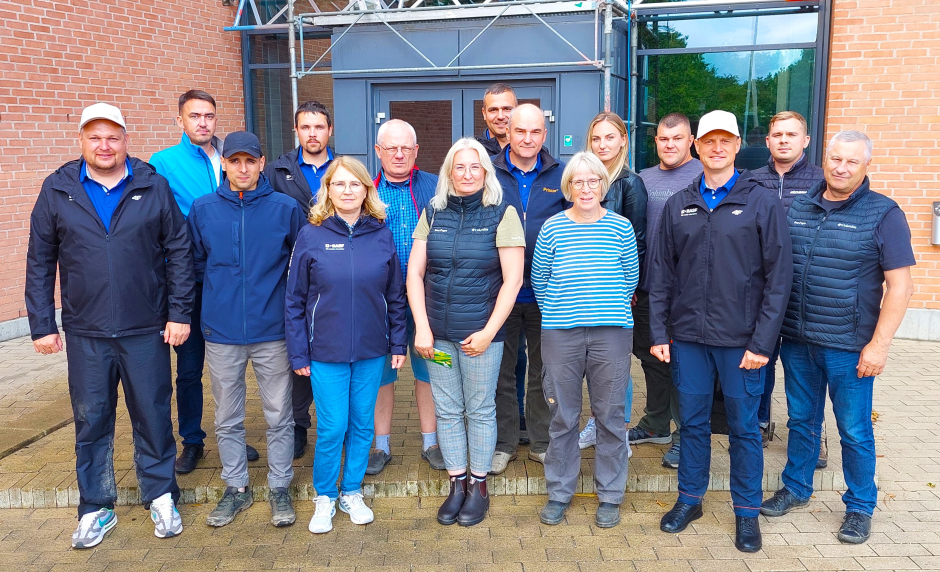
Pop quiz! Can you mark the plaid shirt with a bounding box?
[376,172,420,279]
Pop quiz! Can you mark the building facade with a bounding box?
[1,0,938,339]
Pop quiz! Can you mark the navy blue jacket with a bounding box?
[751,154,825,209]
[26,157,194,339]
[649,170,793,356]
[372,166,437,214]
[285,215,407,368]
[492,148,568,288]
[783,179,901,352]
[264,147,320,212]
[188,176,305,345]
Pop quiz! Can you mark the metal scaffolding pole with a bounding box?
[287,0,299,147]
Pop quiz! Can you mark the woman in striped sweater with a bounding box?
[531,152,640,529]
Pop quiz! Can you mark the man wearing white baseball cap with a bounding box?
[649,109,793,552]
[26,103,194,548]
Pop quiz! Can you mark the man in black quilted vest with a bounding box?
[760,130,914,545]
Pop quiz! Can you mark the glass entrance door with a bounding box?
[374,83,555,175]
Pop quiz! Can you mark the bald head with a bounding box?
[375,119,419,183]
[508,103,546,166]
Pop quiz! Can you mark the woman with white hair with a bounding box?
[531,151,640,529]
[407,137,524,527]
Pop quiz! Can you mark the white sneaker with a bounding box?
[308,495,336,534]
[579,417,597,449]
[489,451,517,475]
[339,492,374,525]
[72,508,117,549]
[150,493,183,538]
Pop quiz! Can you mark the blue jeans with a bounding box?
[673,341,764,518]
[757,337,782,423]
[428,340,503,475]
[309,356,385,499]
[174,283,207,446]
[381,309,430,385]
[780,341,877,515]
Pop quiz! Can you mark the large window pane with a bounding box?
[636,48,815,171]
[389,100,453,175]
[640,12,817,50]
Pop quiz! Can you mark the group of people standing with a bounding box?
[26,82,914,554]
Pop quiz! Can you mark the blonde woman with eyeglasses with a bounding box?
[285,156,408,534]
[530,152,640,529]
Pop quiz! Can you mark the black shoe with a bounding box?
[539,500,570,525]
[595,502,621,528]
[175,444,204,474]
[837,512,872,544]
[437,474,468,525]
[293,428,307,460]
[365,449,391,475]
[519,415,530,446]
[457,475,489,526]
[735,516,762,552]
[421,445,446,471]
[760,488,809,517]
[246,445,260,462]
[660,501,703,533]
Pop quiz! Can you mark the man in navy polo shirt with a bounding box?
[490,103,568,474]
[27,103,193,548]
[265,100,335,458]
[650,110,792,553]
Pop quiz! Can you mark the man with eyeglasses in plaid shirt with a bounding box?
[365,119,445,475]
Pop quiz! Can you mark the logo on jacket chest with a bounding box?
[324,243,345,251]
[680,207,698,217]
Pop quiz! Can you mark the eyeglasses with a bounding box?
[329,181,365,192]
[379,145,415,156]
[453,165,483,176]
[570,178,601,190]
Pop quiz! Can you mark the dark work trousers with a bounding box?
[673,340,764,518]
[543,327,632,504]
[173,282,207,446]
[515,331,527,417]
[292,370,313,431]
[632,290,681,444]
[66,333,180,518]
[496,303,550,455]
[757,337,782,423]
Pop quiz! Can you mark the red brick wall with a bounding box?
[0,0,244,323]
[826,0,940,309]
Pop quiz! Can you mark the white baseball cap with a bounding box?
[79,103,127,132]
[696,110,740,139]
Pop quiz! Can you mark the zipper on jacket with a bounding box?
[241,198,247,343]
[700,210,713,340]
[106,234,117,337]
[778,173,785,200]
[443,202,466,337]
[798,212,828,342]
[309,294,320,343]
[348,223,356,353]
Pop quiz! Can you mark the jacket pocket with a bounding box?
[743,367,765,397]
[205,221,239,267]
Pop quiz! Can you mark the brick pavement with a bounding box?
[0,337,937,570]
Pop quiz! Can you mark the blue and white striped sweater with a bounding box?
[531,211,640,329]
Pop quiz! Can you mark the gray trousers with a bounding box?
[542,327,632,504]
[205,340,294,490]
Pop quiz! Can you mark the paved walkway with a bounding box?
[0,336,937,570]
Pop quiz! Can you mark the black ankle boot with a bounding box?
[457,474,489,526]
[437,474,468,525]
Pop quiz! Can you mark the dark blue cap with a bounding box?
[222,131,263,159]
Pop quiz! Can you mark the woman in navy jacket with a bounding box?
[285,156,407,535]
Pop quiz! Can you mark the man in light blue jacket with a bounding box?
[150,90,259,474]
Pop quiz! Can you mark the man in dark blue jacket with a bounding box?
[490,103,568,474]
[750,111,825,450]
[26,103,193,548]
[760,130,914,545]
[366,119,443,475]
[649,110,793,553]
[263,100,335,459]
[189,131,305,529]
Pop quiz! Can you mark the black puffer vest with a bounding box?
[423,190,509,343]
[782,178,897,351]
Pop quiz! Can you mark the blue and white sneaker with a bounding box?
[578,417,597,449]
[150,492,183,538]
[72,508,117,549]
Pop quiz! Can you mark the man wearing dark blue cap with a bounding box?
[188,131,306,528]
